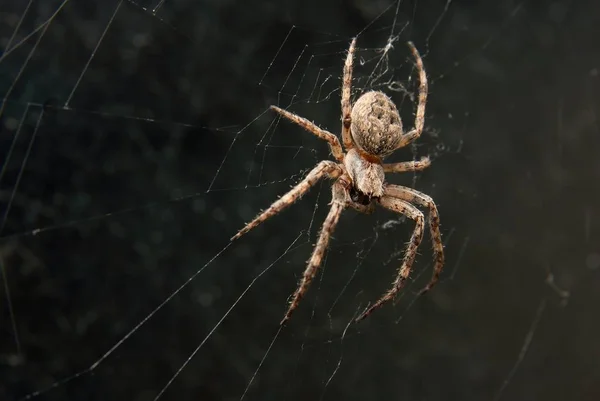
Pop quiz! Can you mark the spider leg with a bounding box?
[398,42,428,148]
[355,197,424,322]
[231,161,343,241]
[383,156,431,173]
[281,180,348,324]
[270,106,344,162]
[384,185,444,295]
[347,199,375,214]
[341,37,356,151]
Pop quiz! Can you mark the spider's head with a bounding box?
[344,148,385,198]
[350,91,403,159]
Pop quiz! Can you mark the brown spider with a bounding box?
[232,38,444,324]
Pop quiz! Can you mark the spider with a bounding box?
[232,38,444,325]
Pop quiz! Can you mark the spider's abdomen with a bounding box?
[344,148,385,198]
[350,91,403,158]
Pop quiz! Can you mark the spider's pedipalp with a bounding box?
[231,161,342,241]
[271,106,344,162]
[281,180,348,324]
[384,185,444,295]
[356,196,424,321]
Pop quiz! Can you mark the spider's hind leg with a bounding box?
[341,38,357,151]
[397,42,428,149]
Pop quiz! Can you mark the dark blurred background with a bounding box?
[1,0,600,400]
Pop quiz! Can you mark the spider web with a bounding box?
[2,0,600,400]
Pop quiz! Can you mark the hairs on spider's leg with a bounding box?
[355,197,424,322]
[270,106,344,162]
[341,37,356,151]
[231,161,342,241]
[398,42,428,148]
[384,184,444,295]
[383,156,431,173]
[281,181,347,324]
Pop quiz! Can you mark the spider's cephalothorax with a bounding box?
[344,148,385,198]
[232,38,445,324]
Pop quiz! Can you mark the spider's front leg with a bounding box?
[281,178,350,324]
[355,196,425,322]
[231,161,343,241]
[385,185,444,295]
